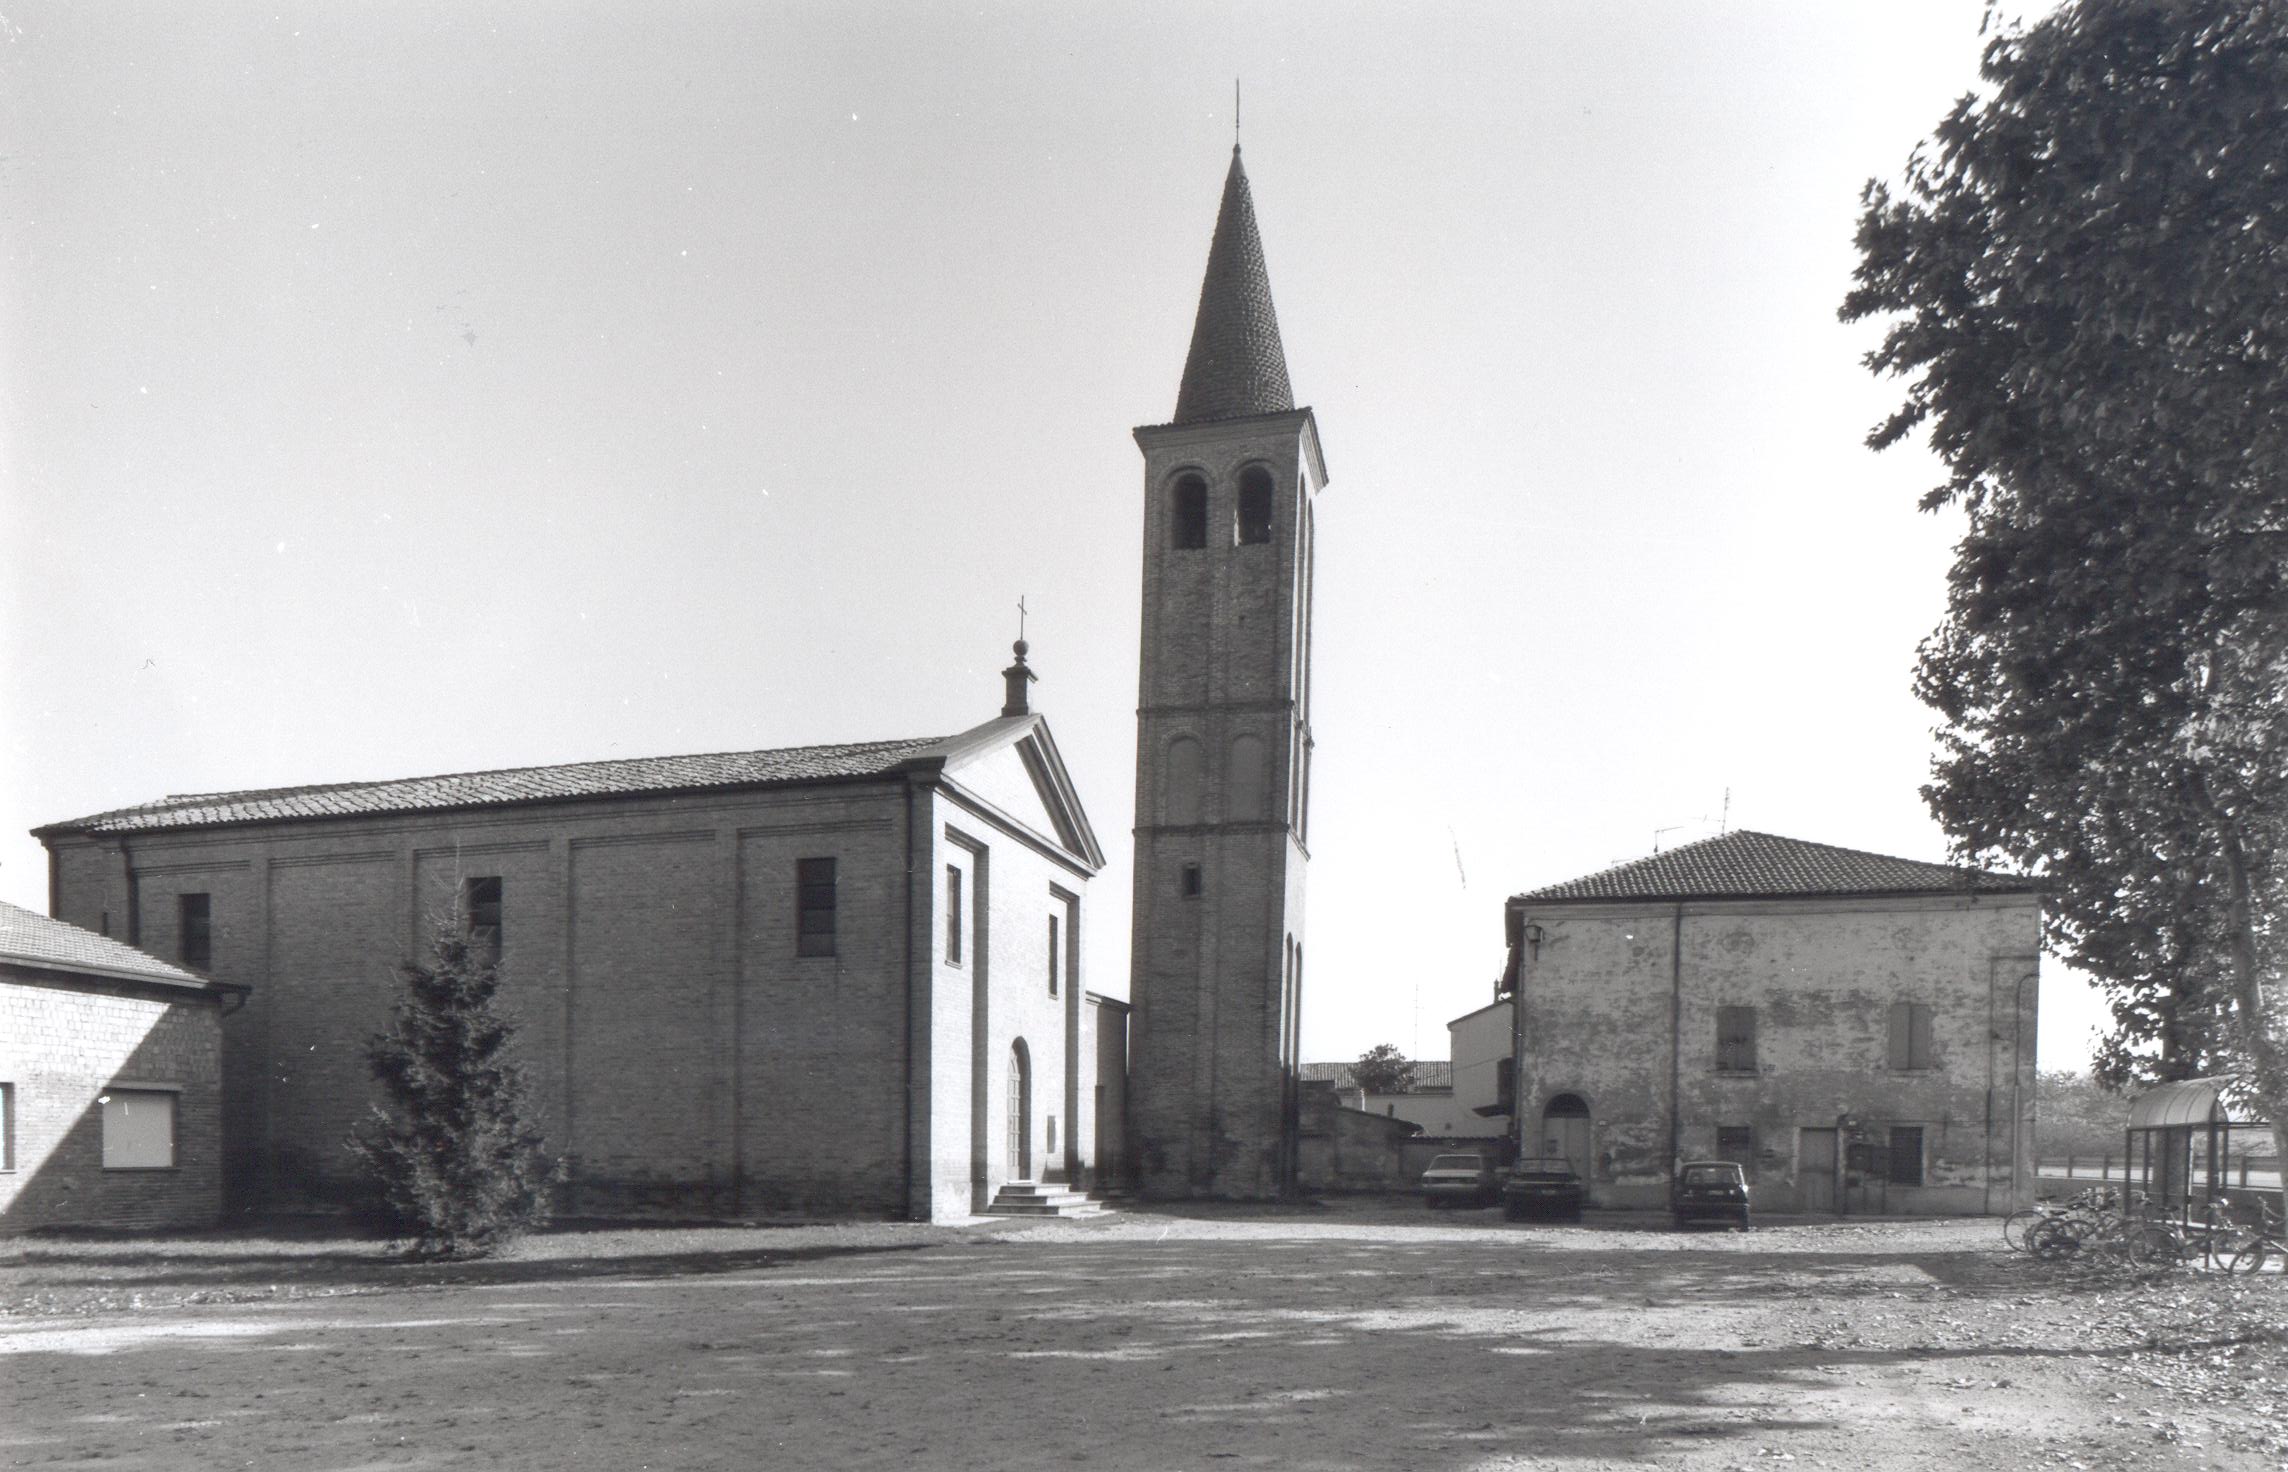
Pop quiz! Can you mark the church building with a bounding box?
[37,649,1117,1223]
[1127,145,1324,1199]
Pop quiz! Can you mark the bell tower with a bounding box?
[1128,145,1325,1198]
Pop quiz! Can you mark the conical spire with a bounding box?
[1172,147,1295,425]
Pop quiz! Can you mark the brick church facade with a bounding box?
[37,653,1119,1222]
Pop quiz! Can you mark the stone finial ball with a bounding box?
[1013,639,1030,659]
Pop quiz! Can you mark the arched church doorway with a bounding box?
[1008,1040,1033,1181]
[1541,1094,1592,1181]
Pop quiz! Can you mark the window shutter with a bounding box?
[1911,1003,1935,1070]
[1716,1006,1756,1071]
[1888,1002,1911,1070]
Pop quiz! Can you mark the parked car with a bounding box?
[1501,1157,1585,1223]
[1419,1152,1499,1208]
[1672,1160,1752,1230]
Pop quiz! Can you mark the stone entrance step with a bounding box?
[983,1181,1114,1218]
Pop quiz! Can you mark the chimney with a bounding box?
[1001,639,1036,718]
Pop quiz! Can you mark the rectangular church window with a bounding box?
[796,858,837,958]
[178,893,211,971]
[1047,912,1060,998]
[463,877,503,962]
[1180,864,1202,898]
[946,865,964,964]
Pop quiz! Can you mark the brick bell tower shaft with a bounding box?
[1127,145,1326,1199]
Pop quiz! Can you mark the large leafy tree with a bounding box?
[1352,1044,1419,1096]
[1842,1,2286,1158]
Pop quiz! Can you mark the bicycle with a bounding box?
[2228,1202,2288,1275]
[2005,1185,2117,1252]
[2142,1195,2258,1272]
[2027,1192,2173,1265]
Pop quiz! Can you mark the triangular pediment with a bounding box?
[905,715,1104,871]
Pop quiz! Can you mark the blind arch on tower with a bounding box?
[1164,737,1204,824]
[1227,733,1267,820]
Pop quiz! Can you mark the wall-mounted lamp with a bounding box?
[1522,923,1545,945]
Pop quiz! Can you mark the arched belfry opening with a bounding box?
[1127,143,1327,1201]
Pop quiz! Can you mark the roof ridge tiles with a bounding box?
[39,731,957,837]
[1510,828,2040,904]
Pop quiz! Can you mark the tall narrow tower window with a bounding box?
[1171,475,1208,549]
[1236,466,1274,544]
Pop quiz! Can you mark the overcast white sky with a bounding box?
[0,0,2109,1072]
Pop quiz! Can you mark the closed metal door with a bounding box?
[1800,1128,1838,1213]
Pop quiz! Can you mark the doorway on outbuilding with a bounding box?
[1800,1127,1838,1213]
[1008,1040,1032,1181]
[1541,1094,1592,1181]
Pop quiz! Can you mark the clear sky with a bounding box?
[0,1,2109,1072]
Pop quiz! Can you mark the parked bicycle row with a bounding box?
[2003,1186,2288,1271]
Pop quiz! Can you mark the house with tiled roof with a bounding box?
[36,648,1124,1223]
[1496,830,2043,1217]
[1,900,247,1230]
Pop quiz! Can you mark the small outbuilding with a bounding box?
[0,899,247,1231]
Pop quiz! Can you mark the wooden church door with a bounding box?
[1008,1041,1032,1180]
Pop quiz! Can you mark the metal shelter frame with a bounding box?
[2123,1076,2275,1217]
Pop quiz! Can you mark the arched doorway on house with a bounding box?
[1541,1094,1592,1181]
[1008,1039,1032,1181]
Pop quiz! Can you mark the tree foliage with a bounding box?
[348,925,562,1259]
[1352,1043,1419,1096]
[2035,1070,2131,1160]
[1843,1,2286,1152]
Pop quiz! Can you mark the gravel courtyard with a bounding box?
[4,1205,2285,1470]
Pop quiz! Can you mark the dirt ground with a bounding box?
[4,1203,2287,1471]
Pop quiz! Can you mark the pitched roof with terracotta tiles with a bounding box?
[1511,830,2041,905]
[0,899,225,994]
[36,733,957,838]
[1171,146,1296,425]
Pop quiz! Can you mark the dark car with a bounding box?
[1419,1152,1499,1209]
[1672,1160,1751,1230]
[1501,1157,1586,1223]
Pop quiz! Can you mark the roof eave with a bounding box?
[34,764,931,842]
[1509,883,2046,908]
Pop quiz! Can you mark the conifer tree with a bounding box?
[349,924,560,1258]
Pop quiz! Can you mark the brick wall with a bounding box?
[0,965,227,1231]
[1514,893,2042,1214]
[1128,411,1322,1201]
[46,749,1104,1223]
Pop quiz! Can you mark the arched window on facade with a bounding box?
[1165,736,1204,824]
[1227,733,1266,820]
[1171,474,1208,549]
[1236,466,1273,544]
